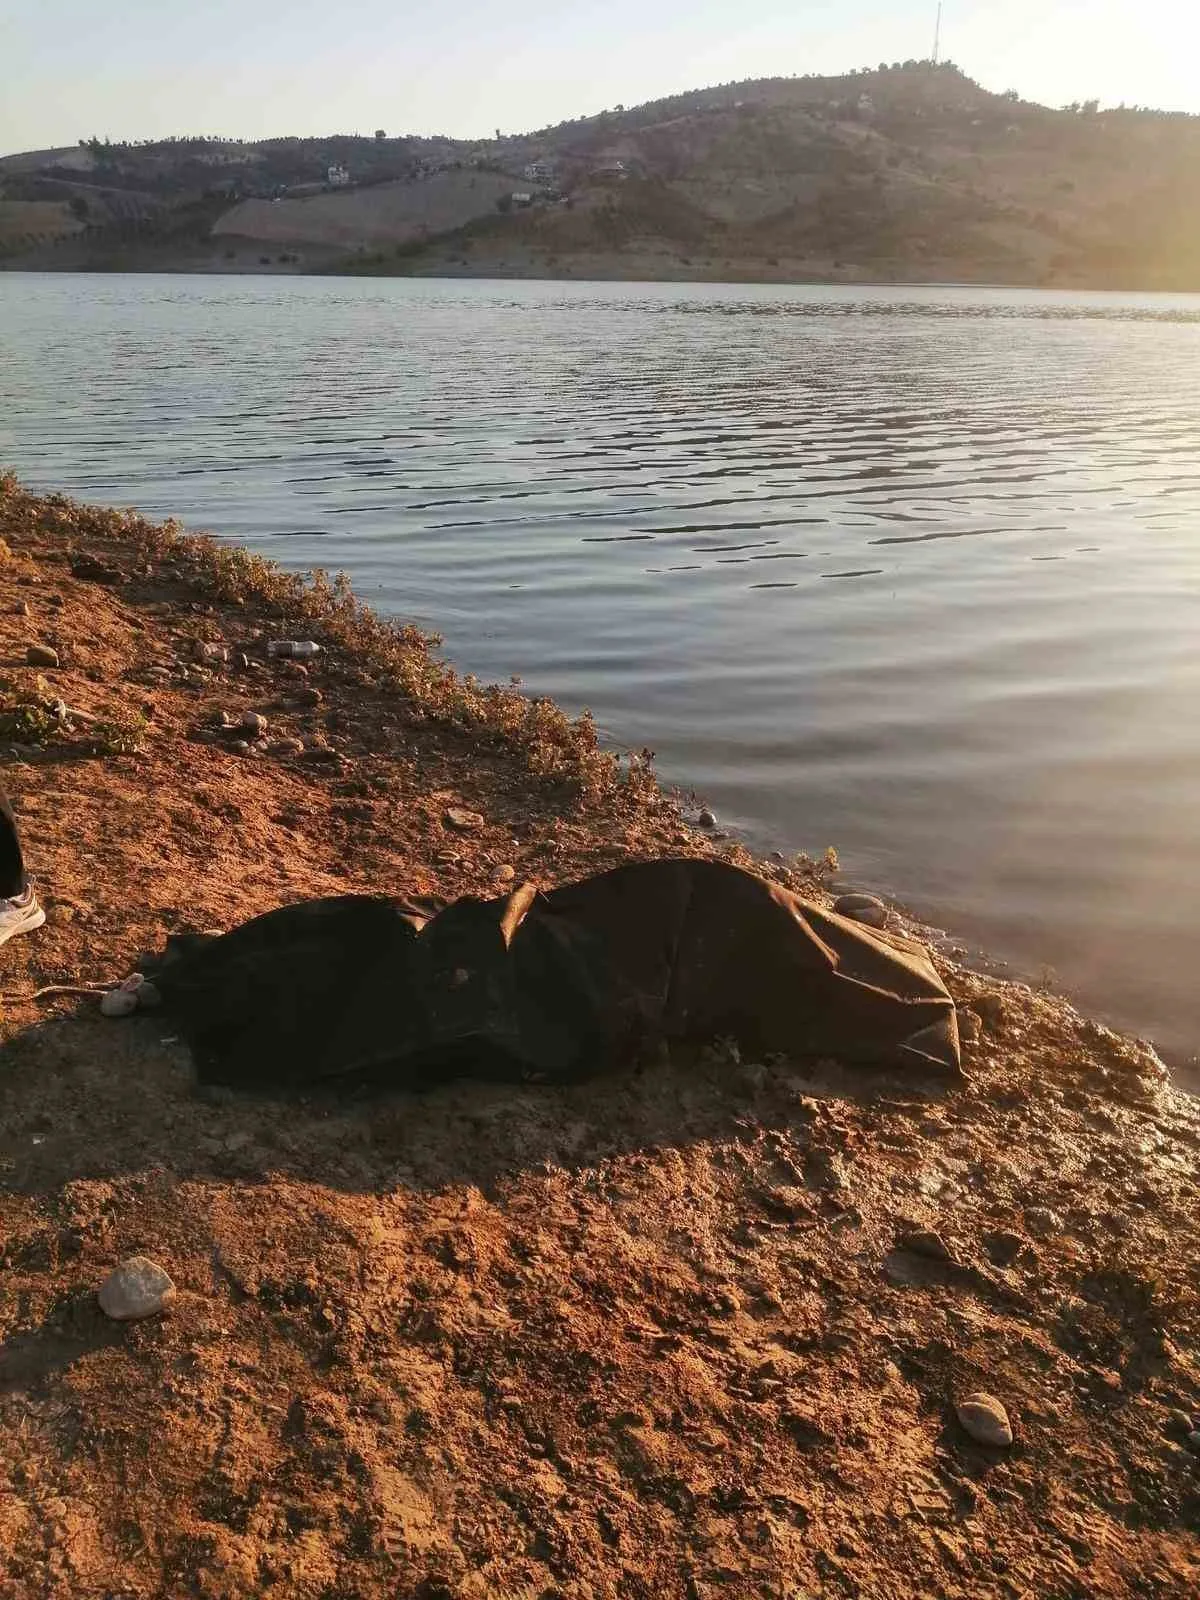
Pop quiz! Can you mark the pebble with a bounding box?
[833,893,888,928]
[493,864,516,882]
[98,1256,176,1321]
[294,687,323,707]
[26,645,59,668]
[444,807,485,832]
[971,992,1006,1027]
[1025,1206,1064,1238]
[71,557,123,585]
[100,989,139,1018]
[1163,1409,1194,1439]
[956,1393,1013,1447]
[983,1229,1025,1268]
[899,1228,955,1263]
[1188,1432,1200,1455]
[229,740,252,756]
[269,737,305,757]
[240,711,268,737]
[697,809,717,829]
[956,1008,983,1046]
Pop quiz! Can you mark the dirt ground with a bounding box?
[1,490,1198,1599]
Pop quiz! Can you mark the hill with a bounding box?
[3,62,1200,287]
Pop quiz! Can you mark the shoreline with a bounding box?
[6,258,1200,297]
[2,477,1198,1597]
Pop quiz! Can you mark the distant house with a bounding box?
[524,160,556,183]
[510,191,534,207]
[327,163,350,187]
[592,157,628,180]
[857,93,875,114]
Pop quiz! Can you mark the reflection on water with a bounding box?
[2,274,1199,1072]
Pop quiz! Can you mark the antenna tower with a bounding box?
[933,1,943,63]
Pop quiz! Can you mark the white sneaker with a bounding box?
[0,886,46,948]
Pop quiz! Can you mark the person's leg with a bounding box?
[0,782,43,944]
[0,781,25,899]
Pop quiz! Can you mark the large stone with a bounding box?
[98,1256,177,1321]
[444,807,484,833]
[833,893,888,928]
[26,645,60,668]
[956,1393,1013,1447]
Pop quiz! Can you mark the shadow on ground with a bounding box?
[0,1005,951,1202]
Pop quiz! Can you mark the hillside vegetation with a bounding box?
[3,62,1200,288]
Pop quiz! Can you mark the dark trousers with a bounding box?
[0,782,26,898]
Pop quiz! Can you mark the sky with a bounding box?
[3,0,1198,155]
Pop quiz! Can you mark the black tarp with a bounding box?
[149,858,961,1090]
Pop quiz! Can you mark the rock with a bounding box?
[99,989,139,1018]
[956,1008,983,1046]
[833,893,887,928]
[229,740,252,756]
[269,737,305,757]
[781,1407,833,1450]
[26,645,59,668]
[98,1256,176,1321]
[956,1393,1013,1447]
[493,864,517,883]
[883,1250,929,1287]
[240,711,268,737]
[697,809,717,829]
[739,1060,768,1093]
[1025,1206,1064,1238]
[1163,1409,1194,1440]
[970,992,1007,1028]
[294,687,323,707]
[137,980,162,1010]
[71,558,123,585]
[983,1229,1025,1268]
[1188,1432,1200,1456]
[899,1228,955,1263]
[444,807,485,833]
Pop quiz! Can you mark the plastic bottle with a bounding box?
[267,640,323,659]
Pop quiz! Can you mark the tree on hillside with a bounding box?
[375,129,386,141]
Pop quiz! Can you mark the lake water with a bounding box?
[2,273,1199,1072]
